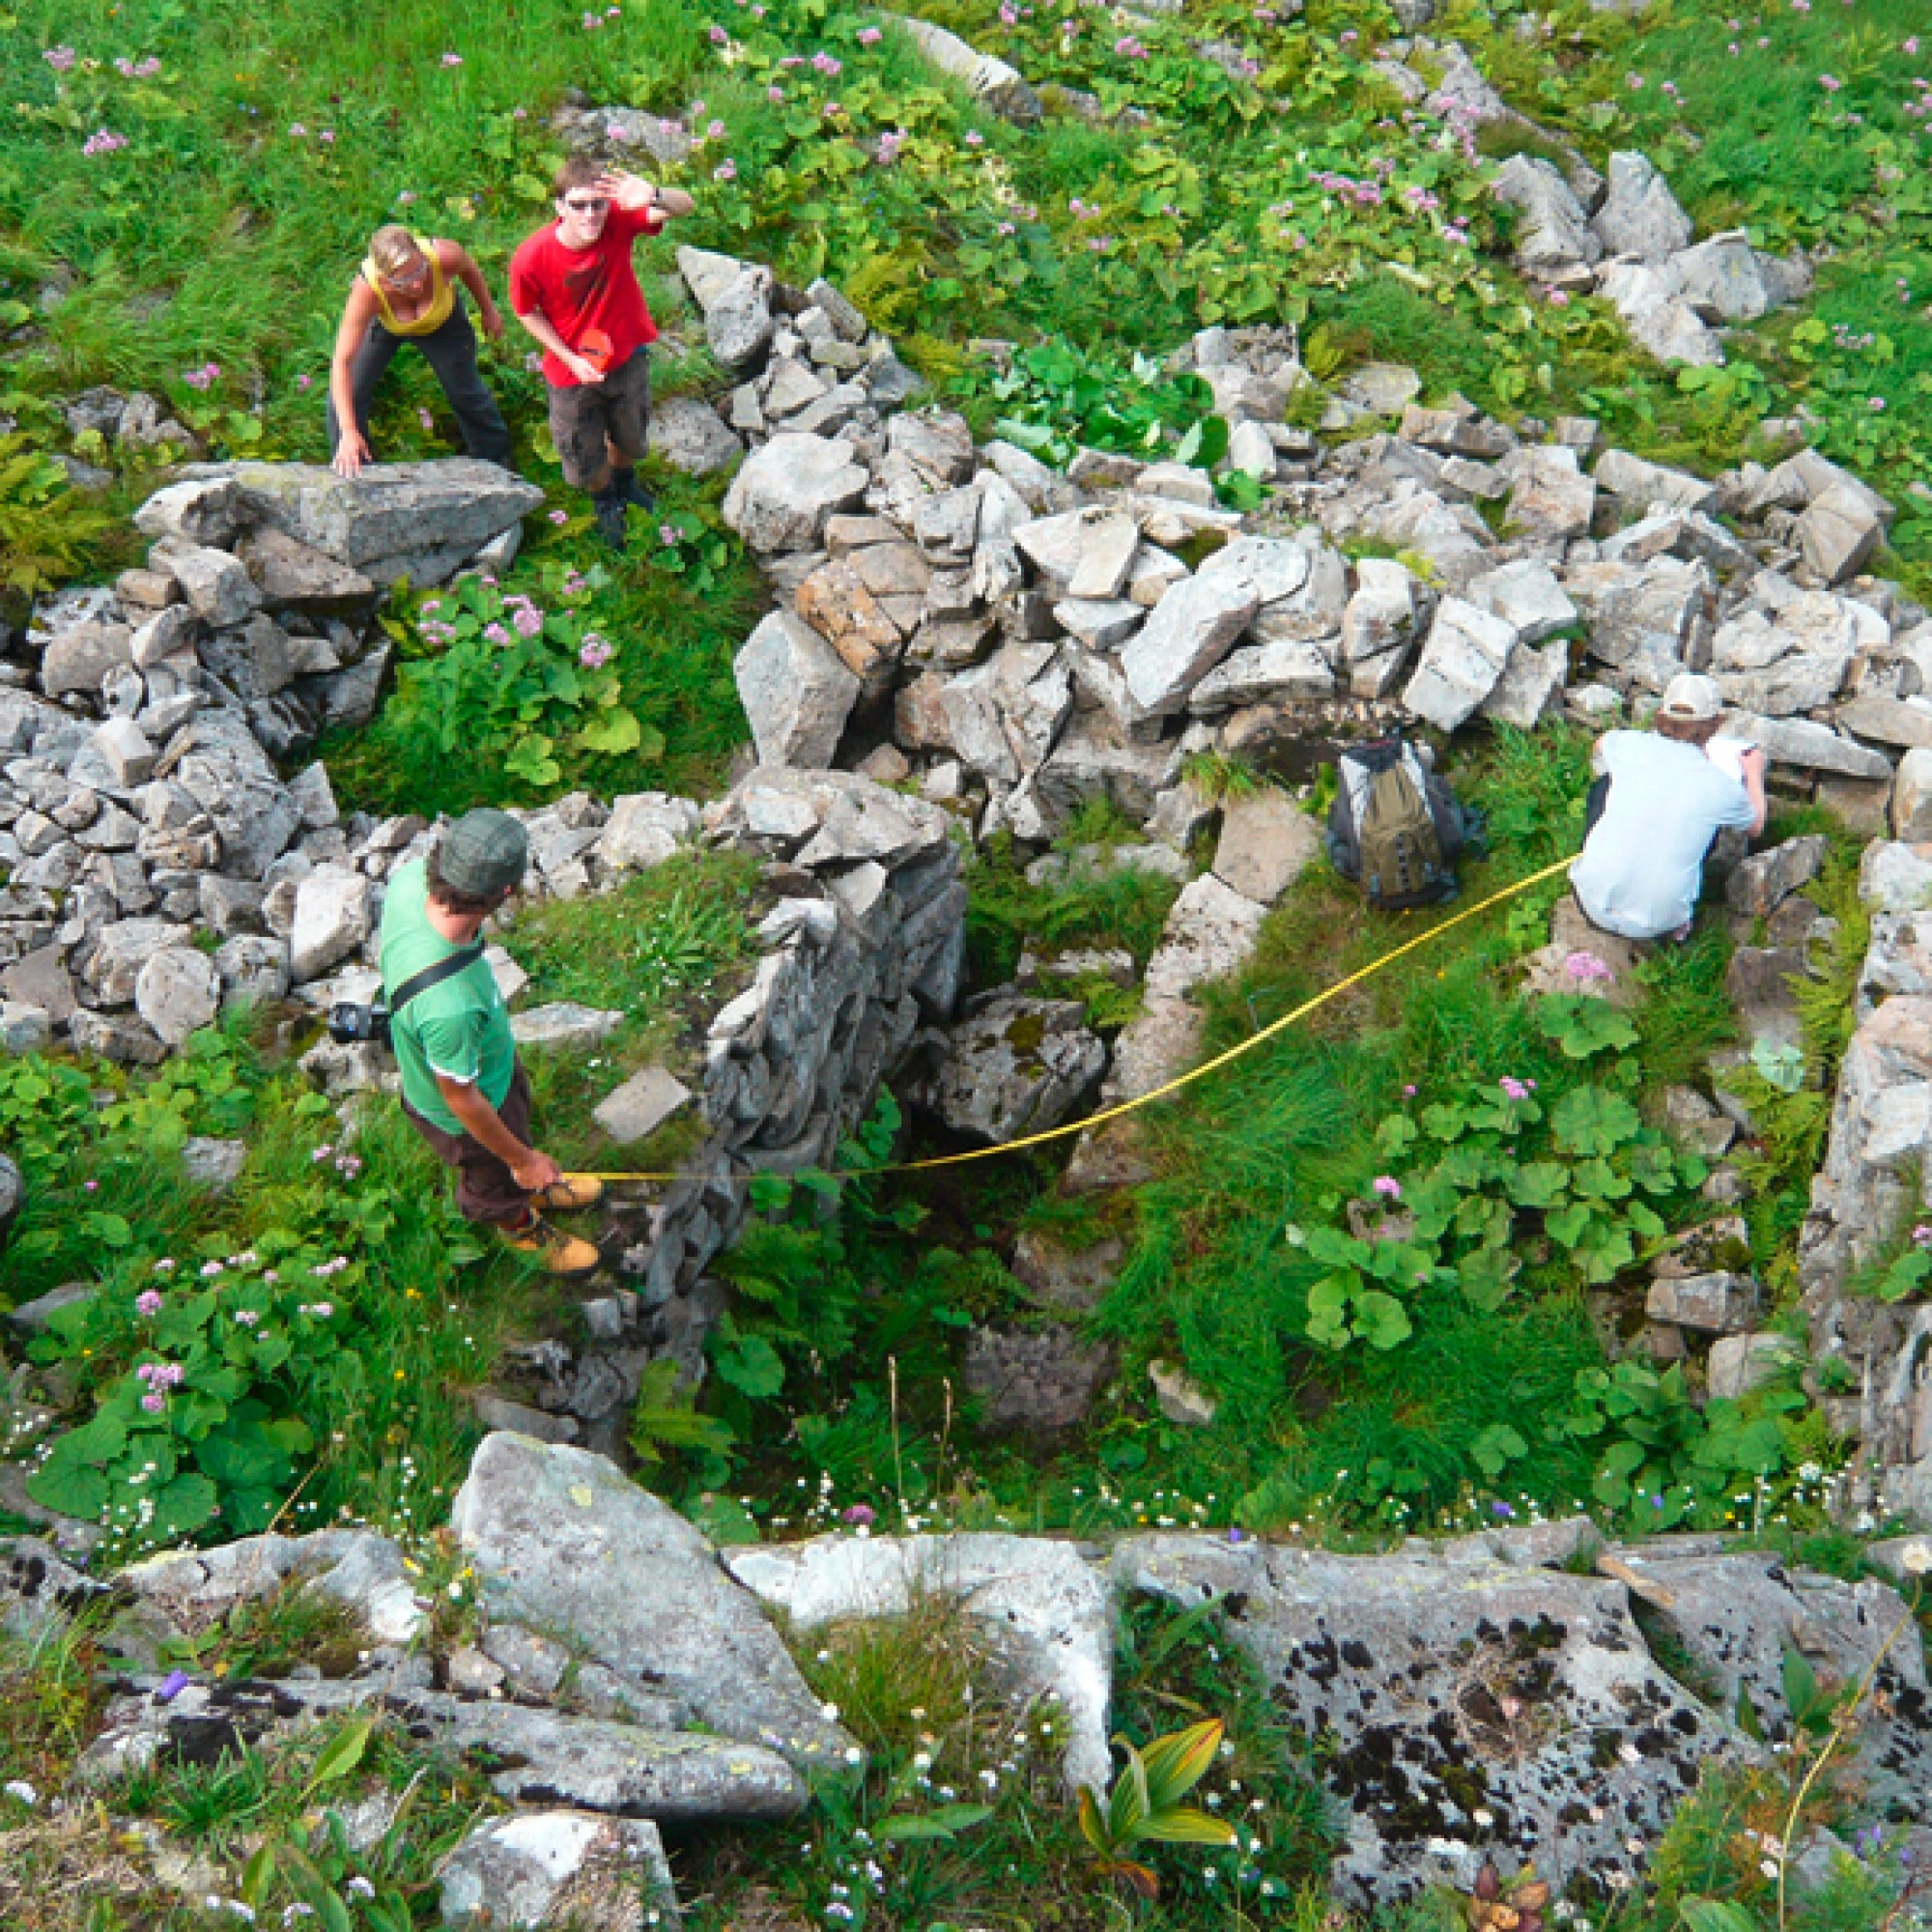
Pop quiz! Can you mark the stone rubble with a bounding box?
[16,1435,1929,1917]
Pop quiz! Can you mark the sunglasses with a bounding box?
[561,194,610,213]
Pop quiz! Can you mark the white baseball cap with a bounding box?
[1659,672,1723,724]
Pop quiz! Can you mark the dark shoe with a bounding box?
[616,469,656,512]
[594,490,630,552]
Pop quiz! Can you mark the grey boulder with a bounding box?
[722,433,869,553]
[440,1812,679,1929]
[912,993,1107,1143]
[734,611,861,768]
[450,1432,858,1771]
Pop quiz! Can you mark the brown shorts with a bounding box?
[401,1060,535,1227]
[549,349,650,489]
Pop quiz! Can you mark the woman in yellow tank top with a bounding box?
[327,226,514,479]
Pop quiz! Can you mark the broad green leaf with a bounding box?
[875,1802,994,1842]
[1141,1804,1239,1846]
[1137,1718,1223,1810]
[308,1716,375,1791]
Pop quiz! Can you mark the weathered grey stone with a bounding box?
[1491,155,1602,278]
[1483,639,1569,730]
[734,611,861,769]
[1145,873,1267,1000]
[1149,1358,1217,1428]
[1710,596,1860,719]
[1468,558,1577,643]
[1893,749,1932,841]
[1797,487,1884,586]
[912,994,1106,1143]
[288,864,372,983]
[1403,597,1517,730]
[889,13,1043,122]
[124,1528,425,1645]
[1838,696,1932,753]
[1645,1270,1758,1333]
[450,1433,856,1770]
[0,948,77,1026]
[440,1812,680,1930]
[235,525,377,611]
[1506,443,1596,537]
[43,621,135,698]
[170,710,299,878]
[161,543,262,627]
[181,1136,246,1192]
[728,1533,1111,1796]
[0,1001,52,1055]
[1187,638,1334,712]
[592,1066,692,1144]
[647,394,745,475]
[1595,448,1719,516]
[93,717,156,788]
[133,475,240,548]
[1723,710,1890,781]
[214,934,291,1009]
[132,947,221,1046]
[963,1325,1114,1433]
[222,459,543,577]
[1100,996,1205,1105]
[722,433,869,552]
[1116,1534,1751,1907]
[1608,1548,1932,1819]
[596,792,700,872]
[512,1004,626,1052]
[1591,150,1692,261]
[1211,789,1321,904]
[1674,233,1773,325]
[5,1281,94,1334]
[1726,836,1827,918]
[1120,572,1259,717]
[1706,1332,1797,1401]
[69,1010,168,1066]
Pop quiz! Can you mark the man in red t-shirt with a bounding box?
[509,155,696,549]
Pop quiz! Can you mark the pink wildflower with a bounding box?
[857,24,882,43]
[843,1503,876,1525]
[1563,950,1614,985]
[579,635,613,668]
[43,45,76,71]
[440,50,463,66]
[1372,1176,1403,1200]
[136,1291,163,1317]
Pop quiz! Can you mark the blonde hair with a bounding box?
[368,225,426,277]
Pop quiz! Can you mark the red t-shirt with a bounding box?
[508,203,665,387]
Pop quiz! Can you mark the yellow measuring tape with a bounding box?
[578,854,1577,1186]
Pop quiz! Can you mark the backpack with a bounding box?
[1327,739,1471,910]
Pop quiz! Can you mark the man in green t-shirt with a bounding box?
[379,809,602,1274]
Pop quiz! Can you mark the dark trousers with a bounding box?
[326,298,513,469]
[402,1061,535,1227]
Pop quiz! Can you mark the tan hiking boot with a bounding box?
[534,1173,606,1213]
[498,1214,601,1276]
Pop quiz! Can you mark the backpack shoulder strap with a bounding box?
[388,942,487,1016]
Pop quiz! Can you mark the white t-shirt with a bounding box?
[1572,731,1757,940]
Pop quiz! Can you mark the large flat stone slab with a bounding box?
[450,1433,856,1771]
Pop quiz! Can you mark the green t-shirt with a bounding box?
[378,858,516,1136]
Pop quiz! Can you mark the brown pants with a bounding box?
[402,1062,535,1227]
[548,348,650,489]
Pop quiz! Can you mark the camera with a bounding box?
[326,1002,392,1046]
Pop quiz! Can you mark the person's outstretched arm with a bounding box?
[599,169,696,220]
[328,279,382,477]
[435,1070,562,1193]
[1740,746,1769,838]
[442,242,504,341]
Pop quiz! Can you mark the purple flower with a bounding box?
[440,50,463,66]
[44,45,76,71]
[714,157,737,181]
[1492,1500,1515,1518]
[857,24,882,43]
[1499,1076,1530,1100]
[136,1290,163,1317]
[510,603,544,639]
[549,508,568,525]
[156,1669,191,1702]
[482,621,512,646]
[842,1503,875,1526]
[234,1309,260,1328]
[1372,1176,1402,1200]
[811,51,841,73]
[1403,1083,1417,1096]
[141,1391,166,1413]
[1563,950,1613,985]
[82,129,129,156]
[579,637,613,669]
[708,21,728,41]
[659,523,681,546]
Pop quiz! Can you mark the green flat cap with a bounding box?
[439,808,529,895]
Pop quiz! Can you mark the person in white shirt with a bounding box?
[1570,673,1769,942]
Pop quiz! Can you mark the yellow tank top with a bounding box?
[361,236,456,336]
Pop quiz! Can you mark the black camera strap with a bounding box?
[386,942,487,1019]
